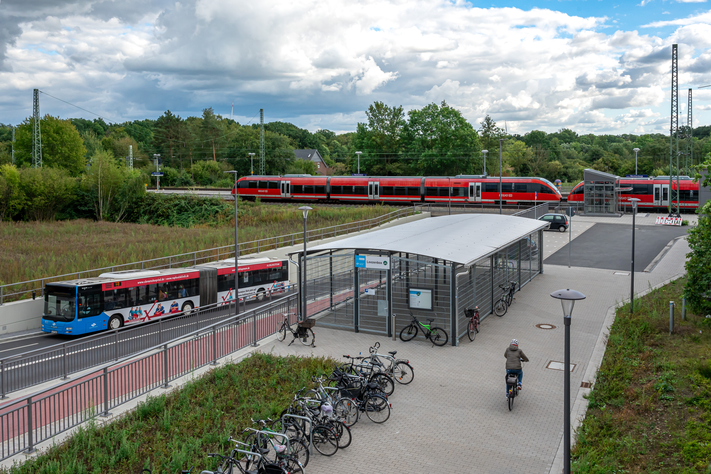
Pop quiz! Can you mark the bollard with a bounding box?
[669,301,675,335]
[682,296,687,321]
[392,315,397,341]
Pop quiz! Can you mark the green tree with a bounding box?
[154,110,187,167]
[19,167,77,220]
[14,115,87,176]
[353,101,407,175]
[684,168,711,314]
[403,101,479,176]
[0,164,24,221]
[286,158,317,175]
[201,108,222,162]
[479,115,504,173]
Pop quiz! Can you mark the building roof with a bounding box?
[294,149,328,167]
[299,214,549,266]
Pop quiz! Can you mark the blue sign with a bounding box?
[625,174,648,178]
[151,172,164,177]
[355,255,366,268]
[351,173,367,177]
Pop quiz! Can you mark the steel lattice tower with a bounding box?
[669,45,679,216]
[259,109,265,175]
[11,126,15,164]
[687,88,693,173]
[32,89,42,168]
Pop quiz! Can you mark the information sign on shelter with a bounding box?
[409,288,432,310]
[355,255,391,270]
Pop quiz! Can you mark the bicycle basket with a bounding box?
[464,309,475,318]
[506,374,519,385]
[298,318,315,329]
[260,463,287,474]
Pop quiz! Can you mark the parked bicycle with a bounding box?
[399,312,448,346]
[276,315,315,347]
[362,342,414,385]
[464,307,480,341]
[494,282,517,317]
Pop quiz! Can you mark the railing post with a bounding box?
[101,368,111,417]
[0,360,5,399]
[115,330,120,360]
[162,344,171,389]
[169,256,172,268]
[257,240,260,253]
[211,326,218,365]
[41,279,44,297]
[194,252,197,265]
[252,312,258,347]
[0,285,3,305]
[26,397,35,453]
[159,318,163,344]
[62,344,69,380]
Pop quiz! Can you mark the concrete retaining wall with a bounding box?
[0,299,44,336]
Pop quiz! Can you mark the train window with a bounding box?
[485,183,498,192]
[258,181,268,188]
[332,185,342,194]
[304,185,314,194]
[425,187,438,196]
[452,187,466,197]
[355,186,367,195]
[268,181,279,189]
[515,184,528,192]
[238,181,249,189]
[571,186,584,195]
[438,187,449,197]
[293,185,303,193]
[381,186,393,195]
[315,186,325,194]
[501,183,513,192]
[394,187,406,195]
[248,181,258,189]
[408,187,420,196]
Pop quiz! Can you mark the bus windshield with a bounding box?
[44,285,76,322]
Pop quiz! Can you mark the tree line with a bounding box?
[0,101,710,222]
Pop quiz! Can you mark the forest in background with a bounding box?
[0,100,710,222]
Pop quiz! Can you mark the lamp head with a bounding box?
[482,150,488,155]
[633,148,640,153]
[298,205,312,219]
[629,197,640,209]
[550,288,586,317]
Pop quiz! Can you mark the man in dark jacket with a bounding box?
[505,339,529,397]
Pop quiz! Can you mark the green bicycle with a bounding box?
[399,312,448,347]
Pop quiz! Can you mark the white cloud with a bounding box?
[643,10,711,27]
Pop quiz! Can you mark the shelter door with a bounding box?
[358,267,388,335]
[653,184,668,207]
[281,181,291,198]
[368,181,379,200]
[468,182,481,202]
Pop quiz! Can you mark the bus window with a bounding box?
[78,291,103,318]
[104,289,128,310]
[136,286,150,305]
[44,286,76,321]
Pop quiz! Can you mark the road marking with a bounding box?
[0,343,38,354]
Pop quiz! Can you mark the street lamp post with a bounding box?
[550,288,587,474]
[481,149,488,175]
[633,148,640,175]
[355,151,362,175]
[298,206,312,321]
[224,170,240,316]
[248,153,255,175]
[153,154,161,191]
[499,139,507,215]
[629,198,640,313]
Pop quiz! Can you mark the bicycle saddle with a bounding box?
[427,318,434,323]
[388,351,397,356]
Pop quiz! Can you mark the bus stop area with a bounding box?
[293,214,549,345]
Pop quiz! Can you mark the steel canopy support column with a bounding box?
[387,252,393,338]
[450,262,457,346]
[354,257,359,333]
[329,250,334,309]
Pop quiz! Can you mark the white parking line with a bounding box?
[0,343,38,354]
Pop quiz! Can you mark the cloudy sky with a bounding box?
[1,0,710,135]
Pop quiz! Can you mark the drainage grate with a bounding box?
[546,360,576,372]
[535,323,557,330]
[580,382,592,388]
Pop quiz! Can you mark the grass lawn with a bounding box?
[0,202,396,293]
[2,353,333,474]
[573,277,711,473]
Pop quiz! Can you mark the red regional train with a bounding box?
[231,174,562,205]
[567,176,700,210]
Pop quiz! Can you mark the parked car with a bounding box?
[538,213,568,232]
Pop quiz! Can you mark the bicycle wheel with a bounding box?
[286,438,310,468]
[299,328,315,346]
[392,361,414,385]
[508,387,515,411]
[334,398,359,427]
[494,299,508,317]
[467,320,477,341]
[365,395,391,423]
[399,324,418,342]
[277,323,287,342]
[429,327,448,346]
[329,420,352,449]
[311,426,339,456]
[369,373,395,396]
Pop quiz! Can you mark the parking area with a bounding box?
[260,217,690,473]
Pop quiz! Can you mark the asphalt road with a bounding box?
[544,223,689,271]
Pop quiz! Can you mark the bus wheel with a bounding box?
[181,302,194,314]
[108,316,123,330]
[257,290,266,301]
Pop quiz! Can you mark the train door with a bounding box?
[280,181,291,198]
[368,181,379,200]
[468,182,481,202]
[653,184,669,207]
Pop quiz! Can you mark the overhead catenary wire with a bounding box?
[39,90,116,123]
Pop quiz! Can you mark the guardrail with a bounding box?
[0,207,417,304]
[0,288,294,399]
[0,293,298,461]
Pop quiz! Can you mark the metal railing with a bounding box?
[0,293,298,461]
[0,288,294,399]
[511,203,550,220]
[0,207,418,304]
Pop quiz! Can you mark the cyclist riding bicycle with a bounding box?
[505,339,529,398]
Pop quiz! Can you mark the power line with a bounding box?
[39,90,115,123]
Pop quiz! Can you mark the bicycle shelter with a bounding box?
[292,214,549,346]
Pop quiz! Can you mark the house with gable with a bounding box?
[294,149,329,175]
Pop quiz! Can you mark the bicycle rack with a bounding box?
[281,413,313,455]
[242,428,292,457]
